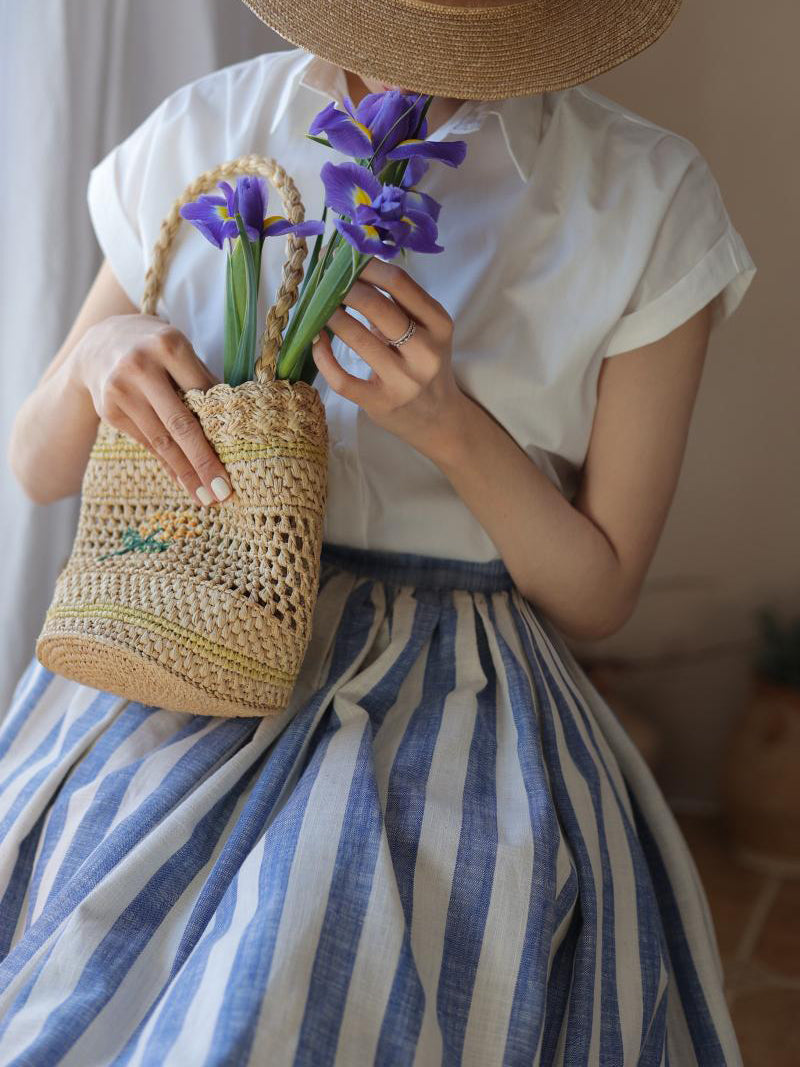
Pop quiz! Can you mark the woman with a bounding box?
[0,0,755,1063]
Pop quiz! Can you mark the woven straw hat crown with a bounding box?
[240,0,684,100]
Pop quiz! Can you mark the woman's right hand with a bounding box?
[72,313,232,507]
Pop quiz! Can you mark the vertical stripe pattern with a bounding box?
[0,542,743,1066]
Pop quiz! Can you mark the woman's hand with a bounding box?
[311,258,470,465]
[72,314,232,506]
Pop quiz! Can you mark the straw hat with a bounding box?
[239,0,684,101]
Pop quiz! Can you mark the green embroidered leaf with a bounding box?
[98,526,171,561]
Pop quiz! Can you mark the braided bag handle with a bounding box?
[139,154,309,383]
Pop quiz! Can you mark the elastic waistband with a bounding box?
[319,541,515,594]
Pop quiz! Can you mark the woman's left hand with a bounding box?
[311,257,469,465]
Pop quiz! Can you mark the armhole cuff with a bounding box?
[602,224,757,358]
[86,154,147,311]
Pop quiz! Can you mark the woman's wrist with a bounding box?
[63,324,98,401]
[418,387,476,472]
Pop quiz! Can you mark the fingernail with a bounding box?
[312,333,320,344]
[211,476,231,501]
[196,485,214,506]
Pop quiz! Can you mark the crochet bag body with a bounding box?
[35,155,328,718]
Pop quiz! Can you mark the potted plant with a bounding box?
[721,607,800,874]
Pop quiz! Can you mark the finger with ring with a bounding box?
[324,306,413,388]
[340,280,420,353]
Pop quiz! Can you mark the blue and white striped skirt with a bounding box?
[0,542,742,1065]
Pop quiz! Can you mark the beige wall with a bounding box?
[566,0,799,809]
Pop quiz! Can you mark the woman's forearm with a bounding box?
[8,348,100,505]
[427,390,631,641]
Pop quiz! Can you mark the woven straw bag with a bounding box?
[35,154,329,718]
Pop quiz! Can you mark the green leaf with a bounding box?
[349,241,359,288]
[230,215,259,386]
[296,204,328,305]
[224,236,262,383]
[231,239,248,323]
[278,229,341,372]
[223,250,241,384]
[296,342,317,385]
[413,96,433,137]
[276,239,372,381]
[306,133,334,149]
[378,159,409,187]
[230,235,262,323]
[296,326,335,386]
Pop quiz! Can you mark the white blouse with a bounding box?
[86,46,757,563]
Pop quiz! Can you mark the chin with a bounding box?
[371,78,411,95]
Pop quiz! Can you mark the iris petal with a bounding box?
[403,189,441,222]
[308,101,339,134]
[310,99,373,158]
[401,155,430,188]
[263,216,326,238]
[387,138,468,168]
[334,217,402,258]
[179,203,226,248]
[217,181,237,216]
[340,97,374,144]
[237,176,268,240]
[320,161,382,217]
[399,209,444,253]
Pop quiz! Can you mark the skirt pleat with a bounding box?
[0,542,742,1066]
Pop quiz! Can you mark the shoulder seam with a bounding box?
[572,85,701,159]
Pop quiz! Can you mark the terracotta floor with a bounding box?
[674,812,800,1065]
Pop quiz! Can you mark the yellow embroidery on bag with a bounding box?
[138,510,201,541]
[45,601,297,685]
[91,441,326,463]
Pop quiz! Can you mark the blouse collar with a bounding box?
[281,50,545,184]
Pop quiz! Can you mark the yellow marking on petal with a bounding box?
[353,187,372,207]
[215,205,232,219]
[362,224,380,239]
[349,117,374,143]
[263,214,286,227]
[395,138,424,147]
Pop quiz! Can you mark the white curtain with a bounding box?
[0,0,283,709]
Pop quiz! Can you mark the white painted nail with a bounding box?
[211,476,231,501]
[312,333,320,344]
[196,485,214,506]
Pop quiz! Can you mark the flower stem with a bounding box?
[230,214,259,386]
[275,239,371,381]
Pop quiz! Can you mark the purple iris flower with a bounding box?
[399,156,441,223]
[309,90,466,173]
[180,176,324,249]
[321,160,443,259]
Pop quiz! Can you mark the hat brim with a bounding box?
[239,0,683,100]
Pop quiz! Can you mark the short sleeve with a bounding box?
[602,149,757,358]
[86,95,175,311]
[85,58,231,315]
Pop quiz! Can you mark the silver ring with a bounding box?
[386,316,416,347]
